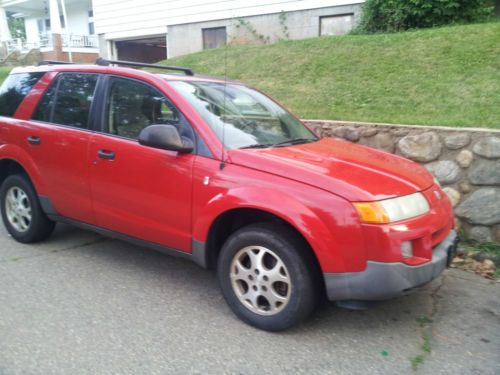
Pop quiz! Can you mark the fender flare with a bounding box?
[192,186,348,272]
[0,144,47,195]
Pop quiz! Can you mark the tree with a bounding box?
[7,12,26,40]
[356,0,493,34]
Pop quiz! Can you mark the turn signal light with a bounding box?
[353,202,390,224]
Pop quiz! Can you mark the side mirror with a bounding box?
[138,124,194,153]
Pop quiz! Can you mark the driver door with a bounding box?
[88,76,195,251]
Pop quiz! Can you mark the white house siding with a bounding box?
[94,0,364,40]
[24,17,39,44]
[2,0,92,48]
[65,1,92,37]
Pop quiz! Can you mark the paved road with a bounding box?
[1,224,499,374]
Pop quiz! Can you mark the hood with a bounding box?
[228,137,434,202]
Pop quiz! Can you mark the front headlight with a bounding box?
[353,192,430,224]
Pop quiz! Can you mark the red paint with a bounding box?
[0,65,454,273]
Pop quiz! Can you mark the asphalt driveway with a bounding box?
[0,224,499,374]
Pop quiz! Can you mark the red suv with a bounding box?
[0,59,457,331]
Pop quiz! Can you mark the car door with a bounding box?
[25,72,100,224]
[88,75,195,251]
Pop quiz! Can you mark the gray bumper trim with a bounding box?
[324,230,458,301]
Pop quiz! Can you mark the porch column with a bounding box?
[0,7,12,42]
[48,0,64,60]
[49,0,62,34]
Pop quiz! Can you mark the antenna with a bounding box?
[220,14,231,170]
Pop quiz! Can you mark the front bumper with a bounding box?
[324,230,458,301]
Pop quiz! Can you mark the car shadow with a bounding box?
[46,224,435,336]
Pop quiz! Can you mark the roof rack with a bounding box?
[95,57,194,76]
[38,60,75,66]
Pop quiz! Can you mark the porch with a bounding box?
[1,0,98,63]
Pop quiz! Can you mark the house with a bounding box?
[1,0,365,64]
[94,0,365,62]
[0,0,98,62]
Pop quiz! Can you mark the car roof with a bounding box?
[10,64,242,85]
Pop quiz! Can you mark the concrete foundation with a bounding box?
[167,4,362,58]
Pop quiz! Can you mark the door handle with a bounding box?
[27,136,41,145]
[97,149,115,160]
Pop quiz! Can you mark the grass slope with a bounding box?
[167,22,500,128]
[0,66,11,84]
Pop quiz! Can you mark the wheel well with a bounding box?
[0,159,28,187]
[205,208,321,274]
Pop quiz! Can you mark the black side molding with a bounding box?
[38,195,58,215]
[46,213,209,269]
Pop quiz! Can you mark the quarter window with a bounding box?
[0,73,44,117]
[105,77,180,139]
[33,73,99,129]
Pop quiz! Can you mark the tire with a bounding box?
[217,222,320,331]
[0,174,55,243]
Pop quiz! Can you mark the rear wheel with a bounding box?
[217,223,320,331]
[0,174,55,243]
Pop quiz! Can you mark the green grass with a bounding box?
[0,66,11,84]
[410,355,425,371]
[461,241,500,266]
[166,22,500,128]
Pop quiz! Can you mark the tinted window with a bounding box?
[105,77,180,139]
[0,73,44,117]
[33,73,98,129]
[32,79,57,122]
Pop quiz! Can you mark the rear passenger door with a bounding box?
[28,72,100,223]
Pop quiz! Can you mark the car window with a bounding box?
[105,77,180,140]
[33,73,98,129]
[0,73,44,117]
[168,80,316,149]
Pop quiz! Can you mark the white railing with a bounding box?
[6,38,39,53]
[62,34,98,49]
[4,34,98,54]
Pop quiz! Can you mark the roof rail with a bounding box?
[38,60,75,66]
[95,57,194,76]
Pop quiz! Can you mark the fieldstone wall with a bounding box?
[304,120,500,243]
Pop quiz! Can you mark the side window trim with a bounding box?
[48,74,63,124]
[88,74,107,132]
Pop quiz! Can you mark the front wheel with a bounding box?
[217,223,320,331]
[0,174,55,243]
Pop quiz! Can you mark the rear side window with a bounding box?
[33,73,99,129]
[0,73,44,117]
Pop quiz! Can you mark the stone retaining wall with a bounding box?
[304,120,500,243]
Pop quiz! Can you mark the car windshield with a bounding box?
[168,80,317,149]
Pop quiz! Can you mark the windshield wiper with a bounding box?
[272,138,318,147]
[239,138,317,150]
[239,143,275,149]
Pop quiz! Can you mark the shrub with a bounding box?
[356,0,493,33]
